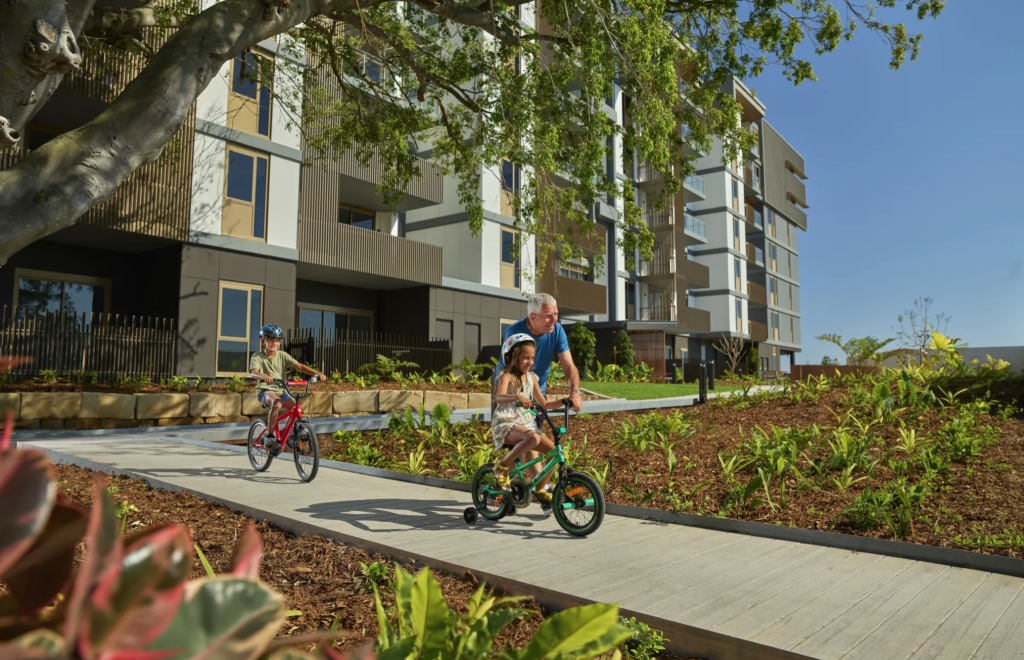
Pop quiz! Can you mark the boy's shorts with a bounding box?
[258,391,294,408]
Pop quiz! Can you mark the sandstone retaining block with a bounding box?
[333,391,379,414]
[135,393,189,419]
[189,393,241,418]
[0,393,21,420]
[80,393,136,419]
[378,390,424,412]
[424,392,468,411]
[21,393,82,420]
[468,393,492,409]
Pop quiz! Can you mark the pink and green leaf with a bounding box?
[0,444,56,580]
[228,523,262,581]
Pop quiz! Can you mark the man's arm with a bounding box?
[556,350,583,412]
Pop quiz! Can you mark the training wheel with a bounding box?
[463,507,478,524]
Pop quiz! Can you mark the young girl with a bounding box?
[491,333,564,514]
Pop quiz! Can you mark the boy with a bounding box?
[249,324,325,453]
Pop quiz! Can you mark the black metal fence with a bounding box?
[284,328,452,375]
[0,306,177,382]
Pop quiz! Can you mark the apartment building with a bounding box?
[0,35,525,378]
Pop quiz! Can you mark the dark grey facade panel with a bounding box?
[761,122,808,231]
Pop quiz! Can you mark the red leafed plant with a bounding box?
[0,411,351,660]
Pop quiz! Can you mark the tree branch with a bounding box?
[81,7,181,38]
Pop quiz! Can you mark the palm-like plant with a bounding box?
[815,334,914,367]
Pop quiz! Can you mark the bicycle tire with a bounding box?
[247,420,273,472]
[293,423,319,483]
[552,471,605,536]
[471,463,513,520]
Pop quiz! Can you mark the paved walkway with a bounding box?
[24,435,1024,660]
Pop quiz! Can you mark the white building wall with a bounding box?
[266,156,299,249]
[189,133,226,236]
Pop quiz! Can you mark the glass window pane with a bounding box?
[63,283,100,318]
[299,309,323,334]
[226,151,254,202]
[338,207,351,224]
[233,54,258,99]
[502,160,514,190]
[330,312,348,334]
[465,323,480,362]
[365,58,382,82]
[218,340,250,374]
[351,210,374,230]
[501,230,514,264]
[17,278,63,318]
[254,157,267,238]
[232,54,258,99]
[350,314,372,335]
[258,85,272,136]
[220,287,249,338]
[249,289,262,352]
[435,319,452,342]
[500,322,512,342]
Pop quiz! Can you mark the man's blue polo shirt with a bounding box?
[497,319,569,393]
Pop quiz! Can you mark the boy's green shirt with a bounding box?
[249,350,299,394]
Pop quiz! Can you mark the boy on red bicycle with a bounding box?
[249,325,325,453]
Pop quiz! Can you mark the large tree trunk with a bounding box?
[0,0,365,266]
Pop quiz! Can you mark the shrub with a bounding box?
[746,346,760,378]
[568,322,597,379]
[614,329,635,368]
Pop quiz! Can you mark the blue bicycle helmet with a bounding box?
[259,324,283,339]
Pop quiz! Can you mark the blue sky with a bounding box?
[744,0,1024,365]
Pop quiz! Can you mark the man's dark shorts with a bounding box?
[258,391,295,408]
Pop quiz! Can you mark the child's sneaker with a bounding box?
[265,435,281,455]
[534,485,554,517]
[493,464,511,491]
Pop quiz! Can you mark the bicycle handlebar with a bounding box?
[245,376,318,397]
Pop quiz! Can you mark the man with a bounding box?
[496,293,584,412]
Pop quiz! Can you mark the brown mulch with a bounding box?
[318,386,1024,558]
[53,465,698,658]
[3,380,494,395]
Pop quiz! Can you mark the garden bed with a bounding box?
[579,381,744,400]
[53,464,694,658]
[318,375,1024,558]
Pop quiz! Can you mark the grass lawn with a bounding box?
[580,381,744,400]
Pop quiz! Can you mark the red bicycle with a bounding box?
[246,377,320,482]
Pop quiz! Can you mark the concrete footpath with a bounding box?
[23,434,1024,660]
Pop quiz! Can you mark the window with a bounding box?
[625,281,636,320]
[766,207,776,238]
[559,257,593,282]
[752,163,761,190]
[338,203,375,230]
[733,218,741,251]
[500,229,520,290]
[499,318,518,342]
[735,298,743,333]
[229,52,273,137]
[769,276,778,306]
[734,258,741,291]
[435,319,453,343]
[769,243,777,272]
[790,317,795,342]
[501,159,520,217]
[346,49,385,83]
[731,178,740,212]
[753,208,762,228]
[772,311,780,341]
[13,269,110,320]
[217,282,263,376]
[223,146,269,241]
[465,322,481,362]
[789,283,794,310]
[298,304,373,338]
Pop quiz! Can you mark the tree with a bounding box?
[894,296,950,366]
[747,345,760,377]
[713,335,745,375]
[613,329,635,368]
[815,334,913,367]
[821,355,838,366]
[567,322,596,379]
[0,0,944,265]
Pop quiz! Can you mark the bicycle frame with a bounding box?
[254,380,309,443]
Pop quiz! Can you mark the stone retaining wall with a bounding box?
[1,390,493,430]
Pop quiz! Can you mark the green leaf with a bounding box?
[286,610,302,617]
[10,628,65,657]
[195,544,216,578]
[512,603,624,660]
[457,608,527,660]
[391,566,414,639]
[0,447,56,579]
[410,569,451,660]
[146,577,285,660]
[374,586,397,649]
[376,636,417,660]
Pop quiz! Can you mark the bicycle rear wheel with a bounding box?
[247,420,273,472]
[471,463,513,520]
[292,423,319,483]
[552,471,605,536]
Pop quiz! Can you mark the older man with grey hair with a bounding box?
[495,292,583,412]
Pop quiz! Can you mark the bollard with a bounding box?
[708,360,716,391]
[698,361,707,404]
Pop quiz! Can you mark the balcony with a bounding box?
[682,214,706,239]
[744,167,762,198]
[749,282,767,305]
[749,320,768,342]
[645,207,674,232]
[539,272,607,315]
[639,255,676,280]
[679,257,710,289]
[636,161,663,188]
[683,173,706,198]
[641,305,676,323]
[298,221,442,287]
[745,204,763,230]
[746,242,764,265]
[678,305,711,334]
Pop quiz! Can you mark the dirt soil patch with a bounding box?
[54,464,695,658]
[318,385,1024,558]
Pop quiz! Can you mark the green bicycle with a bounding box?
[464,399,605,536]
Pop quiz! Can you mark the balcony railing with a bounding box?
[540,272,607,315]
[636,161,663,185]
[639,256,676,278]
[749,320,768,342]
[645,208,674,231]
[678,305,711,333]
[746,242,764,265]
[683,173,705,196]
[746,205,763,229]
[641,305,676,322]
[744,167,761,195]
[749,282,767,305]
[682,213,705,237]
[299,221,442,285]
[679,257,710,288]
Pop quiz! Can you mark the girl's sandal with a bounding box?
[493,464,512,491]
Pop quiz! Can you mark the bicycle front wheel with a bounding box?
[247,420,273,472]
[553,471,605,536]
[293,423,319,483]
[471,463,513,520]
